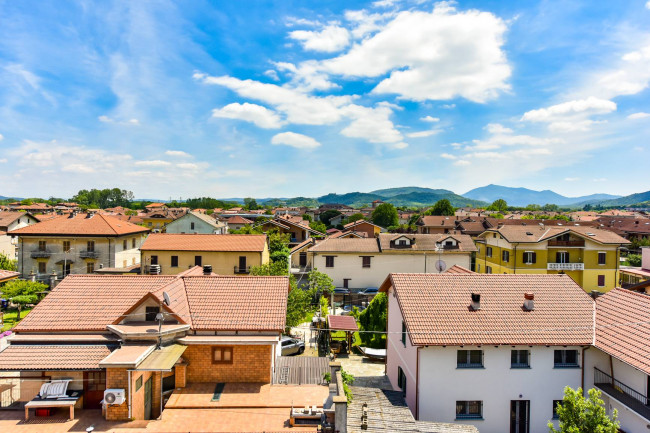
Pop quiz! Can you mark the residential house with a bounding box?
[416,216,462,234]
[342,220,385,238]
[382,273,594,433]
[11,213,149,282]
[140,233,269,275]
[255,216,324,247]
[0,269,290,421]
[11,203,54,214]
[620,247,650,290]
[0,212,39,259]
[0,269,19,284]
[164,211,226,234]
[140,208,186,232]
[308,233,476,290]
[597,216,650,244]
[475,225,629,292]
[225,215,254,231]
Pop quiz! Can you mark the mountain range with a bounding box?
[463,185,621,207]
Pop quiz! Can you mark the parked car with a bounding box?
[360,287,379,296]
[280,336,305,356]
[333,288,350,295]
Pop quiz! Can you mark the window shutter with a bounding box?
[532,252,537,264]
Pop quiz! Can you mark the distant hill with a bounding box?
[584,190,650,207]
[317,189,487,208]
[463,184,620,207]
[370,186,454,197]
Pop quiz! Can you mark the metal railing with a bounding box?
[594,367,648,406]
[291,265,313,273]
[79,250,99,259]
[234,266,251,274]
[547,263,584,271]
[30,250,52,258]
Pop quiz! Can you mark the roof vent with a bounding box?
[470,293,481,311]
[203,264,212,275]
[86,213,94,219]
[523,293,534,311]
[525,231,533,236]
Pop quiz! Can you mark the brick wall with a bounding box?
[152,372,161,419]
[130,371,152,421]
[105,368,129,421]
[175,363,187,388]
[185,345,271,383]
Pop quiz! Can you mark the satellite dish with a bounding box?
[163,291,171,306]
[435,260,447,272]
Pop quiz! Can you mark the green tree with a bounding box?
[626,254,642,267]
[542,203,560,212]
[426,199,455,216]
[0,253,17,271]
[285,286,312,331]
[358,292,388,348]
[301,214,313,223]
[320,210,342,227]
[488,198,508,212]
[549,387,618,433]
[2,280,48,319]
[526,204,542,211]
[243,197,259,210]
[308,269,335,296]
[309,221,327,234]
[371,203,399,227]
[583,204,593,211]
[344,213,365,224]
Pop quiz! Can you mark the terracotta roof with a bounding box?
[0,269,20,283]
[328,315,359,331]
[146,203,166,208]
[290,238,314,254]
[329,230,366,239]
[444,264,475,274]
[343,220,384,230]
[140,233,266,252]
[378,234,477,252]
[481,224,629,245]
[0,211,37,228]
[99,344,154,367]
[179,211,223,228]
[416,216,459,227]
[595,288,650,374]
[381,273,594,346]
[227,215,254,225]
[309,238,380,253]
[0,344,116,370]
[10,213,149,237]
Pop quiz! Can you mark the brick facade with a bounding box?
[130,370,152,421]
[105,368,129,421]
[185,345,271,383]
[175,363,187,388]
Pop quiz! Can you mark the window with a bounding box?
[552,400,562,419]
[457,350,483,368]
[554,350,579,368]
[86,262,95,273]
[38,240,47,251]
[325,256,335,268]
[123,239,127,250]
[486,266,492,274]
[132,238,136,248]
[150,255,158,265]
[401,321,407,347]
[502,250,509,262]
[212,347,233,364]
[195,256,202,266]
[397,366,407,396]
[87,241,95,252]
[343,278,350,289]
[523,251,537,264]
[63,241,71,253]
[477,264,481,273]
[556,252,569,264]
[456,401,483,420]
[171,256,179,267]
[511,350,530,368]
[598,252,606,265]
[362,256,371,268]
[597,275,605,287]
[486,247,493,258]
[135,375,143,391]
[398,240,407,246]
[38,262,46,274]
[145,306,160,321]
[191,222,195,230]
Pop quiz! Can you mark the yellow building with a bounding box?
[475,225,629,292]
[140,233,269,275]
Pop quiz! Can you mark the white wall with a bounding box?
[165,214,223,234]
[312,252,471,289]
[417,345,583,433]
[386,286,416,410]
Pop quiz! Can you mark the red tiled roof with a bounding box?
[481,224,629,244]
[227,215,254,224]
[0,211,37,228]
[595,288,650,374]
[146,203,166,208]
[381,273,594,346]
[10,213,149,237]
[328,315,359,331]
[445,264,475,274]
[0,269,20,282]
[0,344,115,370]
[140,233,266,252]
[309,238,380,253]
[379,233,477,252]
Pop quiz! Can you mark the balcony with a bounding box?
[594,367,650,420]
[30,250,52,258]
[548,239,585,247]
[79,250,100,259]
[291,265,313,274]
[547,262,584,271]
[234,266,251,274]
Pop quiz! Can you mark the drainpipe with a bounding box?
[416,346,421,420]
[128,370,132,419]
[160,372,163,418]
[581,346,590,395]
[514,243,518,274]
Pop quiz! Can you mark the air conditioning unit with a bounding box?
[104,389,126,405]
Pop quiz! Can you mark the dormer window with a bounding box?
[398,240,407,246]
[145,306,160,322]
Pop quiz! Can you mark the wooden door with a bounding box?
[144,377,152,420]
[83,371,106,409]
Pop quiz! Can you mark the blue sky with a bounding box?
[0,0,649,200]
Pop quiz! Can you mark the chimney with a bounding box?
[590,290,603,299]
[203,264,212,275]
[523,293,534,311]
[470,293,481,311]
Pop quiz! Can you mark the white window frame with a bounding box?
[524,251,535,265]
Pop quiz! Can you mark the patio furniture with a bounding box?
[38,379,71,399]
[290,404,324,426]
[25,399,77,420]
[358,346,386,361]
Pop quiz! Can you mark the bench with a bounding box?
[25,399,77,420]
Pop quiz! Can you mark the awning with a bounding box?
[0,344,116,371]
[177,335,278,345]
[99,344,155,368]
[135,344,187,371]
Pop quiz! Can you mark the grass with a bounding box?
[1,308,32,332]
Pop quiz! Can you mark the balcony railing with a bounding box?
[548,240,585,247]
[291,265,313,273]
[30,250,52,258]
[79,250,99,259]
[234,266,251,274]
[594,367,650,420]
[547,262,584,271]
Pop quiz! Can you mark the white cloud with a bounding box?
[373,0,400,7]
[440,153,456,159]
[126,118,140,125]
[0,134,3,142]
[135,160,172,167]
[471,134,561,151]
[593,43,650,98]
[323,4,511,102]
[212,102,285,129]
[275,61,338,91]
[165,150,192,158]
[98,115,140,126]
[628,112,650,119]
[177,162,199,170]
[646,0,650,9]
[98,115,112,123]
[271,132,321,149]
[388,142,409,149]
[264,69,280,81]
[440,104,456,109]
[454,159,470,166]
[406,129,442,138]
[344,9,395,39]
[289,25,350,53]
[0,158,7,163]
[547,120,605,132]
[340,104,403,143]
[564,177,580,181]
[285,17,322,27]
[420,115,440,122]
[521,97,616,131]
[485,123,513,134]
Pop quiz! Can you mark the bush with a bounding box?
[358,293,387,348]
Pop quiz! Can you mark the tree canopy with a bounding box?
[358,292,387,349]
[2,280,48,319]
[426,199,455,216]
[72,188,134,209]
[320,210,342,227]
[0,253,17,271]
[549,387,619,433]
[487,198,508,212]
[371,203,399,227]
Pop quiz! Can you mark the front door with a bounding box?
[83,371,106,409]
[144,377,152,420]
[299,252,307,267]
[510,400,530,433]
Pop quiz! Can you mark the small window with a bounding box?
[171,256,179,267]
[502,250,509,262]
[135,375,143,391]
[191,222,195,230]
[38,262,46,274]
[86,262,95,273]
[486,266,492,274]
[362,256,371,268]
[63,241,71,253]
[123,239,127,250]
[486,247,493,258]
[325,256,335,268]
[132,238,136,248]
[552,400,562,419]
[456,401,483,420]
[145,306,160,322]
[597,275,605,287]
[150,255,158,265]
[598,252,606,265]
[554,350,579,368]
[38,240,47,251]
[524,251,536,264]
[212,347,233,364]
[457,350,483,368]
[397,366,407,396]
[195,256,202,266]
[511,350,530,368]
[398,239,407,246]
[343,278,350,289]
[401,321,407,347]
[87,241,95,252]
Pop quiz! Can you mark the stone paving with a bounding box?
[335,353,393,389]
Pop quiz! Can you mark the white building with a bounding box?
[308,233,476,290]
[0,212,39,259]
[381,273,594,433]
[164,210,226,234]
